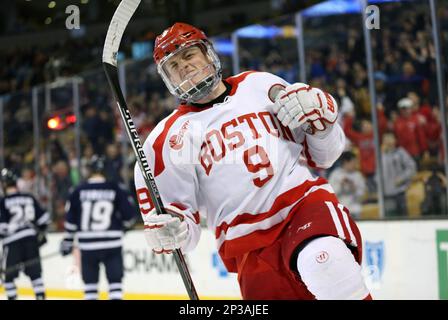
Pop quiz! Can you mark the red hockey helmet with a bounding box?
[153,23,208,64]
[153,23,222,103]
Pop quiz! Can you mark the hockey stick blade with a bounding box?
[102,0,199,300]
[102,0,141,67]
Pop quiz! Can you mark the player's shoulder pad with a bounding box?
[254,71,290,85]
[247,72,291,103]
[237,71,290,93]
[142,109,180,150]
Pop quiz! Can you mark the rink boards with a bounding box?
[1,219,448,300]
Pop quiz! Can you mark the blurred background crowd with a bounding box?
[1,0,448,230]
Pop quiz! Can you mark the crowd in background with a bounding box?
[1,1,448,230]
[238,1,448,218]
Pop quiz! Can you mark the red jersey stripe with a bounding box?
[301,137,317,168]
[336,205,352,245]
[227,71,257,96]
[152,109,191,177]
[215,177,328,239]
[219,218,288,271]
[218,189,339,270]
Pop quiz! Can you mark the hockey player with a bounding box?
[134,23,371,300]
[60,155,138,300]
[0,168,50,300]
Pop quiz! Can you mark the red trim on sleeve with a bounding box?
[301,137,317,168]
[279,85,311,99]
[192,212,200,224]
[152,109,191,177]
[170,202,188,211]
[336,207,352,244]
[144,224,163,229]
[168,203,200,224]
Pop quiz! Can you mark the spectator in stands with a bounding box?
[82,105,101,151]
[425,107,443,160]
[52,160,73,230]
[97,109,115,152]
[104,143,124,184]
[381,132,417,217]
[334,78,355,126]
[80,143,95,180]
[393,97,428,165]
[52,160,72,200]
[374,72,388,106]
[389,61,424,102]
[67,147,81,186]
[329,151,366,218]
[4,152,24,178]
[17,166,36,195]
[408,91,442,160]
[137,115,156,142]
[130,98,146,129]
[37,153,50,208]
[343,111,386,195]
[420,160,447,216]
[48,133,68,164]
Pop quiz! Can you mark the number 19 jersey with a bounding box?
[64,179,138,251]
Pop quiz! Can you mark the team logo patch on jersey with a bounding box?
[169,120,190,150]
[169,134,183,150]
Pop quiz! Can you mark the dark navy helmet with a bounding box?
[1,168,18,189]
[88,155,106,175]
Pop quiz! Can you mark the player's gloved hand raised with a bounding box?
[59,239,73,256]
[143,205,188,254]
[272,83,338,135]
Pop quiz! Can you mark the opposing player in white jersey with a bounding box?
[134,23,371,300]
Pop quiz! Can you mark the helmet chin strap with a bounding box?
[176,63,220,103]
[179,75,215,103]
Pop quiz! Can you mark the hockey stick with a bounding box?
[0,251,60,277]
[102,0,199,300]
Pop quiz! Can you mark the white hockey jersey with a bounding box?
[134,71,345,271]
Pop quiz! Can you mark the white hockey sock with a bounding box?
[108,282,123,300]
[4,282,17,300]
[32,277,45,299]
[84,283,98,300]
